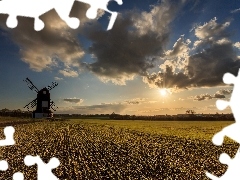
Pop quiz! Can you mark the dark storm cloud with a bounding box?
[187,42,240,87]
[0,0,187,84]
[0,2,93,72]
[82,0,186,84]
[144,18,240,90]
[143,65,191,90]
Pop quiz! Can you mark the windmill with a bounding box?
[23,77,58,118]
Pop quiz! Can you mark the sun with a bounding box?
[159,88,167,96]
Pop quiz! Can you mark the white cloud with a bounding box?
[234,42,240,49]
[194,17,230,40]
[59,69,78,77]
[231,8,240,13]
[0,3,104,74]
[63,98,84,105]
[144,17,240,90]
[54,77,63,81]
[165,35,191,59]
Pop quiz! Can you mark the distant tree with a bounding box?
[190,110,196,114]
[186,109,196,114]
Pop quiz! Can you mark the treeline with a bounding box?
[0,108,32,118]
[109,113,235,121]
[0,108,235,121]
[52,113,235,121]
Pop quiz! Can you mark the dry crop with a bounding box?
[0,118,238,179]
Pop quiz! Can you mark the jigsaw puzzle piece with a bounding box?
[222,72,236,85]
[0,126,15,174]
[6,15,18,29]
[216,70,240,122]
[0,160,8,171]
[77,0,123,30]
[13,172,24,180]
[0,0,80,31]
[0,126,15,146]
[212,123,240,146]
[34,17,45,31]
[107,11,117,30]
[216,100,229,111]
[54,0,80,29]
[24,155,60,180]
[0,0,53,31]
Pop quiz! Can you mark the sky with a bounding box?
[0,0,240,115]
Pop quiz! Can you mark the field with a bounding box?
[0,117,238,179]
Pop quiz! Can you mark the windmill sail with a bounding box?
[50,101,58,111]
[24,98,37,111]
[47,82,58,91]
[23,78,39,93]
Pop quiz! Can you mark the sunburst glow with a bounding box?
[160,88,167,96]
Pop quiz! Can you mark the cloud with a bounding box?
[0,0,188,86]
[0,2,104,72]
[59,68,78,77]
[231,8,240,13]
[194,17,230,44]
[212,93,225,99]
[215,89,233,95]
[189,89,232,101]
[191,94,213,101]
[63,98,84,104]
[54,77,63,81]
[82,0,186,85]
[124,98,147,105]
[59,97,158,114]
[165,35,191,58]
[144,18,240,90]
[234,42,240,49]
[148,100,157,104]
[58,103,127,114]
[143,65,191,91]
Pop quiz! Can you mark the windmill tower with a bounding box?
[23,78,58,118]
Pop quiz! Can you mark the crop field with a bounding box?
[0,117,238,179]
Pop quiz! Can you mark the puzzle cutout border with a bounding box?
[205,69,240,179]
[0,126,60,180]
[0,0,239,179]
[0,0,123,31]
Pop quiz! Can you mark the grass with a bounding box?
[70,119,234,141]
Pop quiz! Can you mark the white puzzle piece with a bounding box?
[206,69,240,179]
[24,155,60,180]
[0,0,123,31]
[0,126,15,172]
